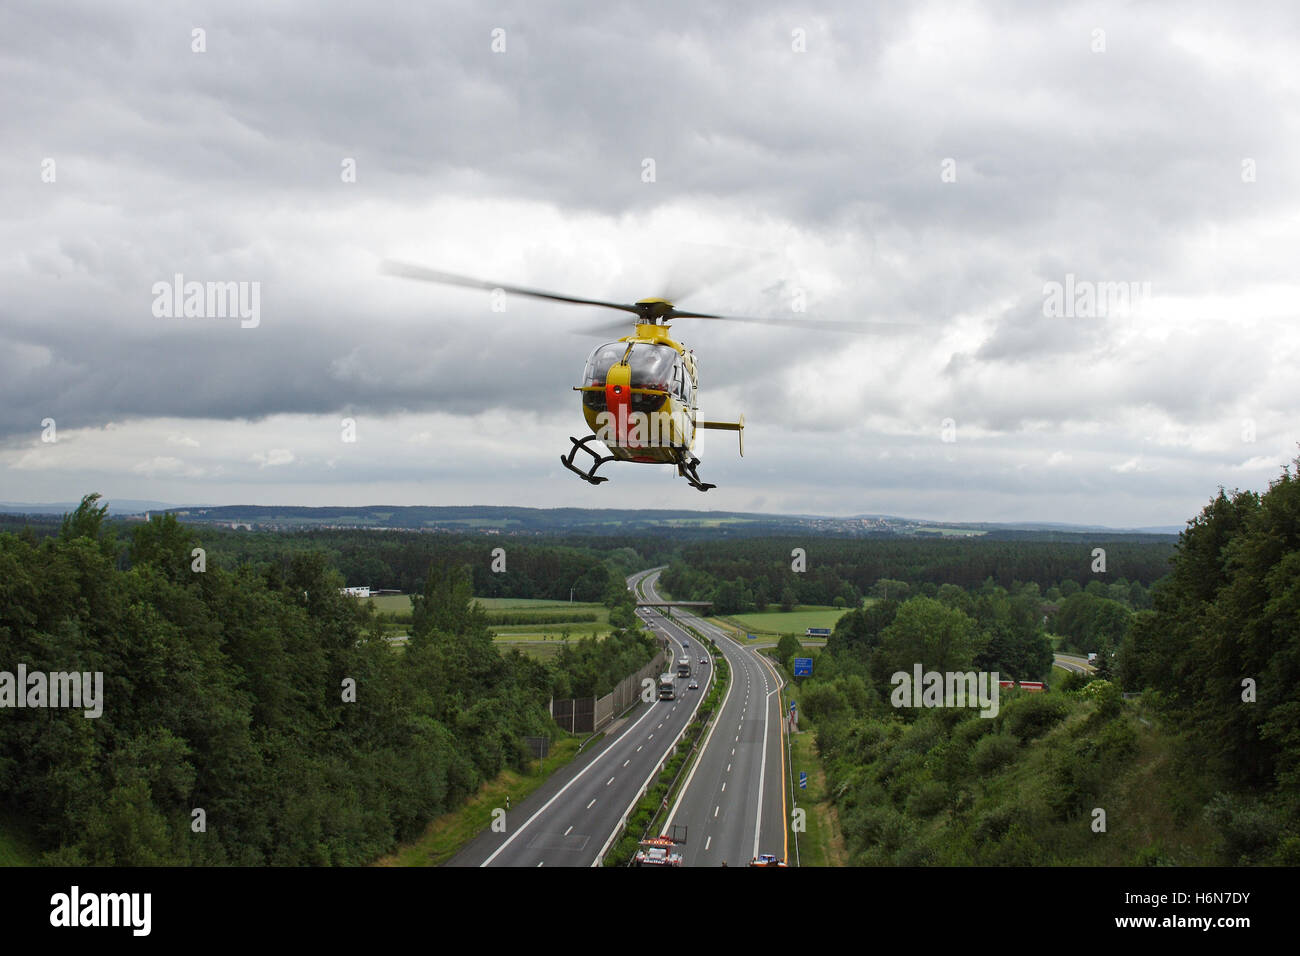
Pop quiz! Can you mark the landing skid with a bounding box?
[560,435,616,485]
[559,435,716,492]
[674,454,715,492]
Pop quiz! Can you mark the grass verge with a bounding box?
[373,737,581,867]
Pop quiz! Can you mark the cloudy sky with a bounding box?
[3,0,1298,526]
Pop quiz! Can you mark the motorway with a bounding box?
[1054,653,1097,675]
[642,570,789,867]
[449,568,710,867]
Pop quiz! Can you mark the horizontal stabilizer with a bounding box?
[700,414,745,456]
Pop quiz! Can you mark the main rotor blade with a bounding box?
[381,260,642,315]
[570,317,639,338]
[666,309,919,333]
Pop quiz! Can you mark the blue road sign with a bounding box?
[799,772,808,789]
[793,658,813,676]
[789,701,797,715]
[747,633,757,640]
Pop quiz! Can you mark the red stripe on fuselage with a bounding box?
[605,380,631,444]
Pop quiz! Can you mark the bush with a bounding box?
[999,693,1069,742]
[972,733,1019,774]
[905,780,948,818]
[1205,793,1284,864]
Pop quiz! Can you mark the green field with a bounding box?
[361,594,613,651]
[473,597,593,610]
[364,595,602,614]
[364,593,414,614]
[724,605,850,636]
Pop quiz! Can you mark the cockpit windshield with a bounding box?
[583,342,679,390]
[582,342,626,387]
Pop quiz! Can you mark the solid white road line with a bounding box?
[749,640,788,859]
[480,644,667,866]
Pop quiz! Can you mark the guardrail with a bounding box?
[592,613,723,867]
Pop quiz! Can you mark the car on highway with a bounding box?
[748,854,787,867]
[699,657,707,664]
[688,679,698,690]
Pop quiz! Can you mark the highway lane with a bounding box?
[644,571,788,867]
[1054,653,1097,675]
[449,568,710,867]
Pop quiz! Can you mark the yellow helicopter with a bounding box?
[382,261,878,491]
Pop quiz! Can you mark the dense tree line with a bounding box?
[788,460,1300,864]
[658,536,1173,612]
[179,527,678,600]
[815,580,1053,684]
[0,497,585,864]
[1115,462,1300,860]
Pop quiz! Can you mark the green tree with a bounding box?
[780,586,798,612]
[876,597,983,678]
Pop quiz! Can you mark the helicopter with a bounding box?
[382,260,883,491]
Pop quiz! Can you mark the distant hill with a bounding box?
[0,499,181,516]
[117,504,1182,540]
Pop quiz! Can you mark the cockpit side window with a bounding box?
[583,343,627,387]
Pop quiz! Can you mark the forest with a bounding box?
[3,467,1294,866]
[779,460,1300,865]
[658,535,1174,613]
[0,497,651,864]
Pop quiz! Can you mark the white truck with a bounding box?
[634,836,684,867]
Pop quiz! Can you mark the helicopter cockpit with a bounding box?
[581,342,681,413]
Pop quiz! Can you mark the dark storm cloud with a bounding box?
[1,0,1298,526]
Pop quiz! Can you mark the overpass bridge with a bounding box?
[636,601,712,609]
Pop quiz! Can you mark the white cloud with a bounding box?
[251,449,295,469]
[0,0,1297,526]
